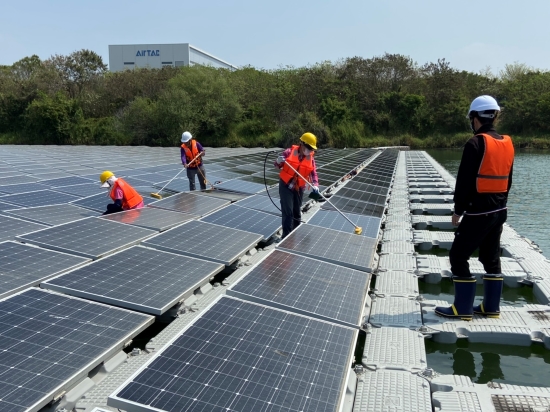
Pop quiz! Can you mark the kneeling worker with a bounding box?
[99,171,144,215]
[275,132,319,239]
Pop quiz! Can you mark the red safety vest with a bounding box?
[476,133,514,193]
[181,140,201,167]
[110,178,143,210]
[279,145,315,190]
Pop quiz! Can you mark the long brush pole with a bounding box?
[156,153,202,194]
[283,160,362,234]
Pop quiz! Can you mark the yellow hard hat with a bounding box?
[99,170,114,186]
[300,132,317,150]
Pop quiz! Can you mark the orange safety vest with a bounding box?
[279,145,315,190]
[476,133,514,193]
[110,178,143,210]
[181,140,201,168]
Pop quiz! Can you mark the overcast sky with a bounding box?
[2,0,549,74]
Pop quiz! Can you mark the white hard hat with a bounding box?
[181,131,192,143]
[466,95,501,118]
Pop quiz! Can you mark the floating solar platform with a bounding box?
[0,214,47,242]
[409,187,453,195]
[200,204,281,241]
[413,230,455,250]
[101,207,196,232]
[278,224,377,272]
[306,209,381,239]
[228,249,370,328]
[108,296,357,412]
[143,220,263,266]
[149,192,229,217]
[43,246,224,315]
[372,271,419,297]
[17,217,156,259]
[1,189,79,207]
[410,203,454,215]
[409,194,453,203]
[322,196,386,218]
[368,296,423,329]
[411,215,454,230]
[0,288,153,412]
[235,194,282,216]
[3,204,100,226]
[0,182,50,194]
[0,241,89,299]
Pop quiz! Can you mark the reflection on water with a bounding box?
[427,149,550,256]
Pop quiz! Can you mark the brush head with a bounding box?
[150,192,163,200]
[354,226,363,235]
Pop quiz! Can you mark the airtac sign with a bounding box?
[136,50,160,57]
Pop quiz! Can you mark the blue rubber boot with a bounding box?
[473,275,503,318]
[435,276,477,321]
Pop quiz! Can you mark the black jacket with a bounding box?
[453,124,513,215]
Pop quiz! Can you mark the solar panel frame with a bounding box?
[149,192,230,217]
[17,217,156,260]
[143,220,263,266]
[306,209,381,239]
[42,246,224,315]
[101,207,196,232]
[3,204,100,226]
[0,288,153,412]
[108,295,357,412]
[277,224,377,272]
[227,249,370,328]
[200,204,281,241]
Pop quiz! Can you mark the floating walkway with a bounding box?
[0,145,548,411]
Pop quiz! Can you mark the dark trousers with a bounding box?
[279,179,304,238]
[187,165,207,191]
[103,203,123,215]
[449,209,507,278]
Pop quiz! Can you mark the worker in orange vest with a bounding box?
[181,131,206,191]
[436,96,514,320]
[275,132,319,239]
[99,171,144,215]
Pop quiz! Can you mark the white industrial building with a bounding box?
[108,43,238,72]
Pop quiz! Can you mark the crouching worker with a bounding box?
[99,170,144,215]
[275,132,319,239]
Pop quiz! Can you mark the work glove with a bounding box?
[311,185,319,194]
[276,155,286,165]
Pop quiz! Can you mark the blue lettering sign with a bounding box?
[135,49,161,57]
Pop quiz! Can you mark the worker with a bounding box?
[275,132,320,239]
[180,131,206,191]
[99,171,144,215]
[435,95,514,320]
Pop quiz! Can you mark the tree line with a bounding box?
[1,50,549,148]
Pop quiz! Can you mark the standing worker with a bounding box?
[99,171,144,215]
[435,96,514,320]
[275,132,320,239]
[180,131,206,191]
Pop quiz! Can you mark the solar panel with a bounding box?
[38,175,93,187]
[235,194,282,216]
[71,193,156,213]
[278,224,376,272]
[344,180,389,195]
[17,217,156,259]
[0,175,38,185]
[228,250,370,328]
[0,200,20,212]
[149,192,229,217]
[0,215,47,242]
[200,204,281,241]
[43,246,224,315]
[0,182,50,194]
[333,187,388,205]
[0,288,153,412]
[3,204,100,226]
[143,220,263,266]
[306,209,381,239]
[214,179,269,194]
[53,183,102,197]
[1,189,79,207]
[101,207,196,232]
[195,189,250,202]
[0,241,89,299]
[321,196,386,218]
[108,296,356,412]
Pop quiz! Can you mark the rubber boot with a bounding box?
[435,276,477,321]
[473,275,503,318]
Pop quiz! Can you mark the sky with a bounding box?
[2,0,549,74]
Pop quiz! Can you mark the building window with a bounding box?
[123,62,134,65]
[161,62,173,65]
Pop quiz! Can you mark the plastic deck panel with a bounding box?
[532,278,550,305]
[373,271,420,297]
[368,296,423,329]
[379,241,416,254]
[410,203,454,215]
[383,214,412,223]
[409,194,454,203]
[378,254,417,272]
[411,215,454,230]
[413,230,455,250]
[409,187,453,195]
[354,371,432,412]
[362,327,427,372]
[431,374,550,412]
[383,221,413,230]
[422,300,550,347]
[501,244,546,260]
[382,229,414,242]
[519,258,550,279]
